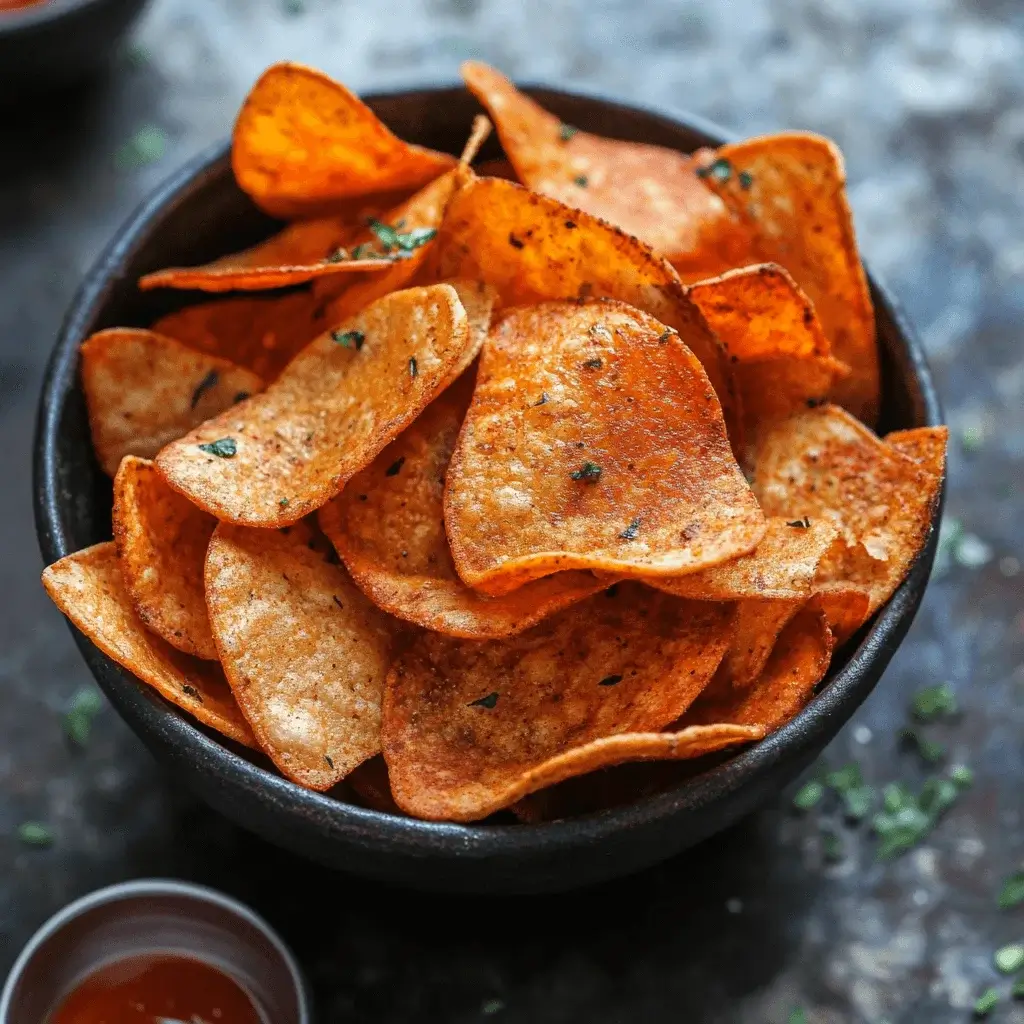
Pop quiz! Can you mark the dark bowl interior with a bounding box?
[0,0,149,94]
[34,84,945,893]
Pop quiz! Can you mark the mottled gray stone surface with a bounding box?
[1,1,1022,1021]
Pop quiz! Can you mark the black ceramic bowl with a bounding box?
[34,84,944,893]
[0,0,148,94]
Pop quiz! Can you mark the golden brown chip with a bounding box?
[156,284,474,527]
[683,602,834,732]
[717,597,803,689]
[320,372,606,637]
[382,584,740,820]
[461,61,741,267]
[812,581,871,646]
[151,291,328,380]
[692,135,878,421]
[112,456,218,660]
[425,175,737,427]
[41,543,255,747]
[444,299,764,595]
[205,522,403,790]
[649,518,838,601]
[138,214,393,293]
[752,405,945,613]
[81,329,264,477]
[232,61,457,217]
[885,426,950,478]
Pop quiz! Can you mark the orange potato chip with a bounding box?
[382,584,740,820]
[151,291,328,380]
[112,456,218,660]
[314,167,470,314]
[205,522,403,790]
[461,61,741,267]
[692,134,878,421]
[812,581,871,647]
[41,542,255,747]
[717,597,803,689]
[138,213,394,293]
[885,426,950,478]
[426,175,737,428]
[683,602,834,732]
[319,372,606,637]
[232,61,457,218]
[649,518,838,601]
[81,328,264,476]
[444,299,764,595]
[156,284,474,527]
[752,404,945,613]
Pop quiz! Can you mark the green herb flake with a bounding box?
[788,1009,808,1024]
[620,517,641,540]
[995,944,1024,975]
[1013,976,1024,999]
[900,728,945,764]
[190,369,219,409]
[657,329,677,344]
[998,871,1024,909]
[570,461,602,483]
[973,987,999,1017]
[825,762,863,793]
[469,692,499,709]
[63,686,103,747]
[841,785,875,822]
[792,780,824,811]
[697,158,732,183]
[919,777,958,817]
[598,675,623,687]
[385,457,406,477]
[332,329,365,350]
[125,42,151,68]
[409,357,418,378]
[950,764,974,788]
[882,781,914,814]
[738,170,754,190]
[198,437,237,458]
[573,174,589,187]
[960,424,984,453]
[324,754,334,769]
[912,683,957,721]
[874,803,932,859]
[368,219,436,255]
[17,822,54,847]
[115,125,167,170]
[559,123,578,142]
[481,998,505,1015]
[279,498,290,508]
[820,828,844,862]
[325,247,350,263]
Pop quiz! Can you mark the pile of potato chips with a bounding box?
[42,62,946,823]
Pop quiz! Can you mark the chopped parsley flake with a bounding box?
[63,686,102,747]
[326,247,350,263]
[872,775,960,859]
[368,218,437,256]
[409,357,418,378]
[792,780,824,811]
[950,764,973,787]
[911,683,957,721]
[899,728,945,764]
[385,456,406,477]
[198,438,237,458]
[788,1010,807,1024]
[559,123,578,142]
[570,461,602,482]
[998,871,1024,909]
[469,692,499,709]
[620,517,641,540]
[190,370,219,409]
[481,999,505,1016]
[994,944,1024,974]
[1013,976,1024,999]
[738,170,754,190]
[17,822,54,847]
[657,329,677,344]
[787,517,811,528]
[573,174,589,187]
[820,828,844,862]
[973,988,999,1017]
[598,675,623,687]
[825,762,863,792]
[332,329,365,350]
[696,157,732,183]
[115,125,167,170]
[279,498,290,508]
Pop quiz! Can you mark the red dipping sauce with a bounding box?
[49,954,264,1024]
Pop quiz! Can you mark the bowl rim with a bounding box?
[0,0,123,33]
[33,81,945,859]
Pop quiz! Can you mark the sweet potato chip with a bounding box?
[138,212,393,293]
[692,134,878,421]
[320,372,606,637]
[81,328,264,476]
[752,405,945,613]
[461,61,741,267]
[650,518,838,601]
[232,61,457,218]
[683,602,834,732]
[113,456,217,660]
[151,291,328,380]
[426,176,737,425]
[41,543,255,747]
[382,584,737,820]
[156,284,473,527]
[444,299,764,595]
[205,522,403,790]
[717,598,803,689]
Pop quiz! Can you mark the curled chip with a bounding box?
[41,543,255,747]
[156,284,474,527]
[717,598,803,689]
[753,405,946,613]
[138,211,393,293]
[151,291,328,380]
[444,299,764,595]
[813,581,871,647]
[650,518,838,601]
[885,426,950,479]
[205,522,403,790]
[232,61,456,217]
[81,328,264,476]
[320,372,606,638]
[382,584,737,820]
[316,167,470,315]
[113,456,218,660]
[683,602,834,732]
[461,61,741,269]
[426,175,737,429]
[692,134,878,422]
